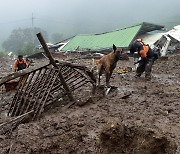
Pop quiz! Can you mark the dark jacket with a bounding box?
[130,39,155,59]
[14,59,28,71]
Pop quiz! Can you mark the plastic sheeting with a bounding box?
[167,25,180,42]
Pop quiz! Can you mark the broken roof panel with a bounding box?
[139,32,165,45]
[61,22,164,52]
[167,25,180,42]
[138,22,164,34]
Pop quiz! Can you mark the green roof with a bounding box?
[61,22,164,52]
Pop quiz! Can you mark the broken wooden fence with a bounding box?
[0,33,96,134]
[7,61,95,120]
[0,61,95,134]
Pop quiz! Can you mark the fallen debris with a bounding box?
[0,33,96,134]
[153,25,180,56]
[0,111,34,135]
[98,122,177,154]
[117,67,132,74]
[4,79,19,92]
[120,91,132,99]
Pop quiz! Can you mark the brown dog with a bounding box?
[96,44,126,87]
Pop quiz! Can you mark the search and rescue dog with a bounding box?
[96,44,128,87]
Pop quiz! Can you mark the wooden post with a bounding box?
[0,64,50,86]
[36,32,74,101]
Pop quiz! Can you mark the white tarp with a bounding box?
[167,25,180,42]
[140,25,180,45]
[139,32,165,45]
[153,25,180,56]
[159,34,171,56]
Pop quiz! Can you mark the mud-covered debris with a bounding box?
[99,122,177,154]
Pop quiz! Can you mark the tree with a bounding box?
[2,27,49,55]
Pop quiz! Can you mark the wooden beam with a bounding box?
[0,63,50,86]
[36,32,74,101]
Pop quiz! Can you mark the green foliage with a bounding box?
[0,51,6,57]
[2,27,49,55]
[17,43,34,55]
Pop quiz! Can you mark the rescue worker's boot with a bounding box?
[135,73,141,78]
[145,74,151,81]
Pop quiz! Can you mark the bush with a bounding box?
[16,43,40,56]
[0,51,6,57]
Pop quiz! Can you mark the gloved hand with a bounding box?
[134,58,147,65]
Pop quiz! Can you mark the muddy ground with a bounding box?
[0,51,180,154]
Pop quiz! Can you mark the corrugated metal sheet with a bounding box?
[167,25,180,42]
[61,22,164,52]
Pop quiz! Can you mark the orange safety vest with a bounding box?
[136,39,149,58]
[14,59,28,71]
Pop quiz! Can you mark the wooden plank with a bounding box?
[8,76,29,117]
[72,81,88,91]
[57,62,96,83]
[13,74,31,116]
[70,78,87,90]
[18,71,36,115]
[37,32,74,101]
[24,68,48,113]
[19,69,42,115]
[30,69,53,114]
[32,69,57,120]
[67,74,84,85]
[36,72,59,119]
[0,110,34,135]
[0,63,50,86]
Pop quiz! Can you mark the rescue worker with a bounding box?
[14,55,28,72]
[130,38,158,80]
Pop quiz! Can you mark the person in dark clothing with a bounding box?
[14,55,28,72]
[130,38,158,80]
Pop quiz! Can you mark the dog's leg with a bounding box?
[108,70,114,87]
[104,65,111,87]
[96,69,100,86]
[96,63,103,86]
[105,71,111,87]
[98,70,103,86]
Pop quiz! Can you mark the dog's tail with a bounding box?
[90,58,100,72]
[95,59,100,65]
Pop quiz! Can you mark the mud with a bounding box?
[99,122,177,154]
[0,52,180,154]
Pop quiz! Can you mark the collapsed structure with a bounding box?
[52,22,180,57]
[54,22,164,53]
[1,22,179,135]
[153,25,180,56]
[0,33,96,134]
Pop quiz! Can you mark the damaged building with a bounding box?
[56,22,164,53]
[153,25,180,56]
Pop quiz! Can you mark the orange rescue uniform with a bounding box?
[14,59,28,71]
